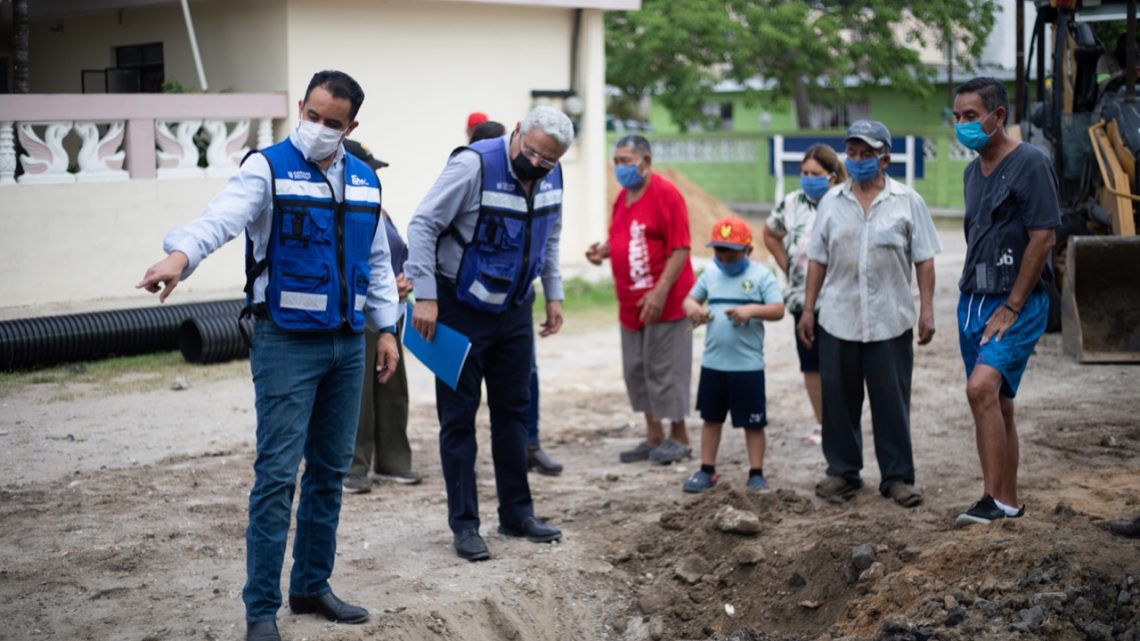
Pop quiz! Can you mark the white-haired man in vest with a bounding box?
[405,105,573,561]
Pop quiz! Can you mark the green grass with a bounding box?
[0,350,249,401]
[537,276,618,312]
[534,276,619,333]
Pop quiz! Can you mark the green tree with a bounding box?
[606,1,740,130]
[606,0,999,130]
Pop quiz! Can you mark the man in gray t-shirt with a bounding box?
[950,77,1060,529]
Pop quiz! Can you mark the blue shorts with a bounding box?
[957,289,1048,398]
[791,310,820,373]
[696,367,767,429]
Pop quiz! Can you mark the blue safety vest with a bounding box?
[452,137,562,313]
[246,139,381,332]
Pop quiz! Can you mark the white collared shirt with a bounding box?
[807,177,942,343]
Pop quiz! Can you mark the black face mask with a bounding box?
[511,152,552,181]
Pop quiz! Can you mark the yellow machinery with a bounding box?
[1064,121,1140,362]
[1022,1,1140,362]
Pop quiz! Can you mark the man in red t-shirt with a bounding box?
[587,135,696,465]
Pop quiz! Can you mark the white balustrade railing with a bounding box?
[0,93,288,185]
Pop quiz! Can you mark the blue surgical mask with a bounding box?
[845,156,881,183]
[615,164,645,189]
[800,175,831,202]
[713,256,749,277]
[955,115,995,151]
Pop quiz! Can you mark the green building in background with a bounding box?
[611,76,1017,212]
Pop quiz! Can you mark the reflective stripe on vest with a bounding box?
[452,137,562,313]
[253,139,381,332]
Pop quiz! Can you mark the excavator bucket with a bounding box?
[1061,235,1140,362]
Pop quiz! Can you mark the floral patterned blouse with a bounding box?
[766,189,819,313]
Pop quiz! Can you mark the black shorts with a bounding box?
[695,367,767,429]
[792,310,820,373]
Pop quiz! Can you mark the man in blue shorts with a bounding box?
[950,77,1059,527]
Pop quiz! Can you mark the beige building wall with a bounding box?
[1,180,245,313]
[283,0,609,274]
[2,0,612,313]
[28,0,287,94]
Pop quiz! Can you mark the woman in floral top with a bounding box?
[762,144,846,444]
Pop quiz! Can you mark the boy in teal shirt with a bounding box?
[682,217,785,492]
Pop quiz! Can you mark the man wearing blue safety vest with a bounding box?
[405,105,573,561]
[137,70,400,641]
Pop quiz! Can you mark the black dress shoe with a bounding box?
[527,443,564,476]
[247,620,281,641]
[498,516,562,543]
[288,590,369,624]
[454,528,491,561]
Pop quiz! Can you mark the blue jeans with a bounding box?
[243,321,365,623]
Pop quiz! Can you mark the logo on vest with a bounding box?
[350,174,369,186]
[997,249,1014,266]
[288,170,312,180]
[496,182,517,192]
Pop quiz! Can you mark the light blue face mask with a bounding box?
[800,175,831,202]
[713,256,749,277]
[615,163,645,189]
[955,113,995,151]
[845,156,881,183]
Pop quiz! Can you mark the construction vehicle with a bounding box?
[1019,0,1140,362]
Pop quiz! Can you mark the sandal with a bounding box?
[619,440,654,463]
[648,438,692,465]
[887,482,923,508]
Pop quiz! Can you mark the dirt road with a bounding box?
[1,231,1137,641]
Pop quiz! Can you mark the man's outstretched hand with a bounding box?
[136,252,189,303]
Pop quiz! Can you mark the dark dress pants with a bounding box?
[435,284,535,533]
[818,326,916,495]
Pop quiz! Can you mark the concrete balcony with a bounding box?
[0,93,289,184]
[0,93,289,314]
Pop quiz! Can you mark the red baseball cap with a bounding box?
[466,112,489,129]
[706,216,753,250]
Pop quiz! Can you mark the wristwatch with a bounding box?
[378,325,398,335]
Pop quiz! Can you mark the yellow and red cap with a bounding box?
[706,216,753,250]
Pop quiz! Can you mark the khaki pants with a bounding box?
[349,327,412,476]
[620,318,692,422]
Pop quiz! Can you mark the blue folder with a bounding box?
[401,302,471,391]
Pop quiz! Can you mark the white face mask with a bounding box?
[295,119,345,161]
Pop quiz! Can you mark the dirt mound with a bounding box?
[605,165,768,261]
[617,483,1140,641]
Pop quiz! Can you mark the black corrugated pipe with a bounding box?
[0,299,245,371]
[178,314,252,364]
